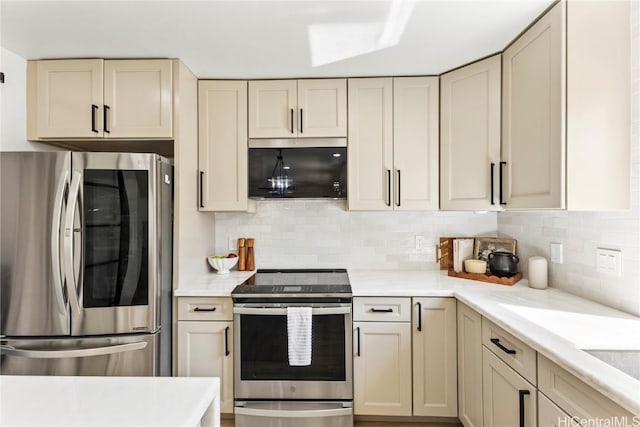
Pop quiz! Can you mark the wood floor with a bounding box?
[221,418,462,426]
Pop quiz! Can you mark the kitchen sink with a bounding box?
[584,350,640,381]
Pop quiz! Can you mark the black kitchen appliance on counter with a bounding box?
[231,269,353,427]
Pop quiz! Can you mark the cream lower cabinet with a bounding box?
[353,298,412,416]
[177,297,234,414]
[198,80,248,211]
[348,77,439,211]
[457,302,483,427]
[412,297,457,417]
[440,55,501,211]
[28,59,173,140]
[482,347,537,427]
[538,392,570,427]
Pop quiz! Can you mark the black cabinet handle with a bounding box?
[199,171,205,208]
[103,105,110,134]
[499,161,507,205]
[490,162,495,205]
[417,302,422,332]
[519,389,530,427]
[490,338,516,355]
[300,108,303,134]
[396,170,401,207]
[386,170,392,207]
[290,108,294,134]
[370,308,393,313]
[224,326,230,356]
[356,327,361,357]
[91,105,99,133]
[193,307,216,312]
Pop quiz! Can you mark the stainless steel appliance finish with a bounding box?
[232,269,353,427]
[584,350,640,380]
[0,151,172,376]
[248,139,347,199]
[234,401,353,427]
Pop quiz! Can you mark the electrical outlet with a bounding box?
[550,243,563,264]
[596,248,622,276]
[415,235,426,252]
[228,238,238,251]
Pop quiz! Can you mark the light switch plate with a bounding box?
[596,248,622,276]
[550,243,563,264]
[228,238,238,251]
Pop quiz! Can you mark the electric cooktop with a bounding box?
[231,269,351,299]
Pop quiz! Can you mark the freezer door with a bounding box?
[0,151,71,337]
[0,333,158,376]
[68,153,163,336]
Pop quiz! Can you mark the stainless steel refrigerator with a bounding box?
[0,152,173,376]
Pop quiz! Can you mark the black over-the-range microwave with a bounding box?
[248,138,347,199]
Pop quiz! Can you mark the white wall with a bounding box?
[498,2,640,316]
[0,47,54,151]
[215,201,497,270]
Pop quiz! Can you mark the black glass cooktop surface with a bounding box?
[231,269,351,297]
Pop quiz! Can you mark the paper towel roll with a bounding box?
[528,256,548,289]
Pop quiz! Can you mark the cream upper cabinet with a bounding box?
[393,77,439,211]
[440,55,501,211]
[103,60,173,138]
[28,59,104,139]
[412,298,457,417]
[28,59,173,140]
[457,302,483,427]
[198,80,248,211]
[353,321,412,416]
[248,79,346,138]
[482,347,537,427]
[502,1,630,210]
[348,77,439,211]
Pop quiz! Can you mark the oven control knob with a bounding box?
[290,385,296,393]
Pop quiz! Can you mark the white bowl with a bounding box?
[207,256,238,275]
[464,259,487,274]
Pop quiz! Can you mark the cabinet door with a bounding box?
[457,302,483,427]
[393,77,439,211]
[353,321,412,416]
[538,392,571,427]
[482,347,537,427]
[248,80,297,138]
[177,321,234,414]
[198,81,248,211]
[297,79,347,137]
[103,59,173,138]
[502,2,565,209]
[29,59,103,139]
[412,298,457,417]
[347,78,394,211]
[441,55,501,211]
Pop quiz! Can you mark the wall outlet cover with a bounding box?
[550,243,563,264]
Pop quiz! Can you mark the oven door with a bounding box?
[233,302,352,400]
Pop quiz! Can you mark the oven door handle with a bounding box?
[234,406,352,418]
[233,307,351,316]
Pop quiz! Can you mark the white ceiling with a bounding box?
[1,0,554,79]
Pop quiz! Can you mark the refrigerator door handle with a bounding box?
[51,170,69,316]
[64,171,82,316]
[0,341,147,359]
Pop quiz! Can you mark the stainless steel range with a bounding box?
[231,269,353,427]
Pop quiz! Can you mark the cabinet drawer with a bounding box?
[538,355,634,419]
[482,318,537,384]
[177,297,233,321]
[353,297,411,322]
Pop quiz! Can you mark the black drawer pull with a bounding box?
[199,171,204,208]
[103,105,110,134]
[356,327,361,357]
[224,326,230,356]
[490,338,516,355]
[370,308,393,313]
[91,105,99,133]
[194,307,217,312]
[416,302,422,331]
[490,162,495,205]
[499,161,507,205]
[519,389,530,427]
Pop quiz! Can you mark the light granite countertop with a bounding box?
[175,268,640,414]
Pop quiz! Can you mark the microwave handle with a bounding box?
[233,307,351,316]
[63,171,83,316]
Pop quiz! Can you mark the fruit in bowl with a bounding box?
[207,254,239,275]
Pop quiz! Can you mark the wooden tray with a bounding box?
[448,269,522,286]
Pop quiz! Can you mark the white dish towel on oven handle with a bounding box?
[287,306,312,366]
